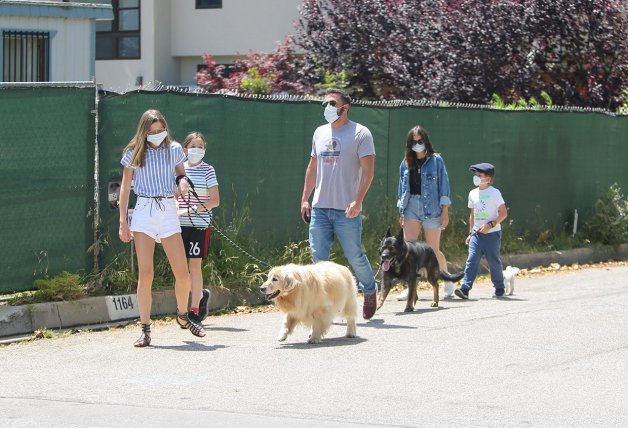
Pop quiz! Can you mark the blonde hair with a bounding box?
[123,109,172,168]
[182,131,207,149]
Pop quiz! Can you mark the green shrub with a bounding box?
[32,271,86,302]
[584,183,628,246]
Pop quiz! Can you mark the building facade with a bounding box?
[0,0,112,83]
[95,0,302,92]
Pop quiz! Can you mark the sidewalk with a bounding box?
[1,243,626,339]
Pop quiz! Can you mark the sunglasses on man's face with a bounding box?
[322,100,339,108]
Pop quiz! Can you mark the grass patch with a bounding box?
[7,186,625,305]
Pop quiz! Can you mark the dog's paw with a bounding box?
[404,306,414,312]
[277,331,288,342]
[307,336,322,344]
[345,333,356,338]
[430,301,438,308]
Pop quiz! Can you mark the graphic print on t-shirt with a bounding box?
[320,137,341,165]
[474,194,490,220]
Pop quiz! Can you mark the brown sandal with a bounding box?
[176,311,206,338]
[134,323,151,347]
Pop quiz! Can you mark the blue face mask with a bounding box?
[473,175,488,186]
[187,148,205,164]
[324,104,340,123]
[147,130,167,146]
[412,143,425,153]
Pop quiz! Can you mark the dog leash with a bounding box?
[182,178,273,269]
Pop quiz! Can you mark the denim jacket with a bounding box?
[397,154,452,217]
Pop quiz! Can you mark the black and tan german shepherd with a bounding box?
[378,229,464,312]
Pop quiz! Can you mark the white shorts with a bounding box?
[130,196,181,242]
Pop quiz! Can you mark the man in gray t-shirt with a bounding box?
[300,89,378,320]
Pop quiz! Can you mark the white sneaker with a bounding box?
[396,288,409,300]
[443,281,454,298]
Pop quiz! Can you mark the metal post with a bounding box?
[92,78,101,272]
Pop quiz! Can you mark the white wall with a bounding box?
[96,0,303,90]
[96,0,155,91]
[0,16,94,81]
[173,0,302,86]
[170,0,302,56]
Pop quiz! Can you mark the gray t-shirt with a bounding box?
[311,120,376,210]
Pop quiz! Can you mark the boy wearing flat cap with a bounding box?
[454,163,509,299]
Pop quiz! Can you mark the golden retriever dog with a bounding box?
[260,261,358,344]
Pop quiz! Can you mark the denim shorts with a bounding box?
[130,196,181,242]
[404,195,442,229]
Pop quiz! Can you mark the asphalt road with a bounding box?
[1,265,627,428]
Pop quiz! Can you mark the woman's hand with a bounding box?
[399,215,405,227]
[119,222,132,243]
[178,179,190,195]
[441,210,449,229]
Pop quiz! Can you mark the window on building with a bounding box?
[96,0,140,60]
[197,63,235,77]
[196,0,222,9]
[2,31,50,82]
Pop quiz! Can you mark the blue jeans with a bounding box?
[309,208,376,296]
[461,231,505,292]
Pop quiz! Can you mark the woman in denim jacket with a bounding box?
[396,125,454,298]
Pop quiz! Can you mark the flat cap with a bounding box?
[469,162,495,176]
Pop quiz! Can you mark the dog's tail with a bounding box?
[440,270,464,282]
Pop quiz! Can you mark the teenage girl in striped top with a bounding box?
[177,132,220,323]
[118,109,206,347]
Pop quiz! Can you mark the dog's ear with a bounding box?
[396,228,404,240]
[282,270,297,292]
[385,228,391,238]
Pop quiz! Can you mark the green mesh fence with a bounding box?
[99,91,628,254]
[0,85,96,292]
[1,87,626,293]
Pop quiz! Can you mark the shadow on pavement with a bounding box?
[277,336,367,349]
[394,306,452,315]
[477,296,528,302]
[149,341,228,351]
[355,318,416,329]
[205,326,248,332]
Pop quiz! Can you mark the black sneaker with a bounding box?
[454,288,469,299]
[198,288,211,321]
[493,289,506,298]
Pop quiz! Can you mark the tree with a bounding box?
[294,0,628,109]
[197,37,318,95]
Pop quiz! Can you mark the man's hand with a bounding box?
[345,201,362,218]
[301,201,311,223]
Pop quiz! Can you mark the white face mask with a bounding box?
[324,104,341,123]
[412,143,425,153]
[187,148,205,164]
[146,130,167,146]
[473,175,489,187]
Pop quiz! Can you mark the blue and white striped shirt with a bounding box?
[120,142,186,197]
[177,162,219,229]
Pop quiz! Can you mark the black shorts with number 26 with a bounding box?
[181,226,211,259]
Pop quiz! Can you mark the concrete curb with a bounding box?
[502,243,628,269]
[0,286,264,339]
[1,244,626,339]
